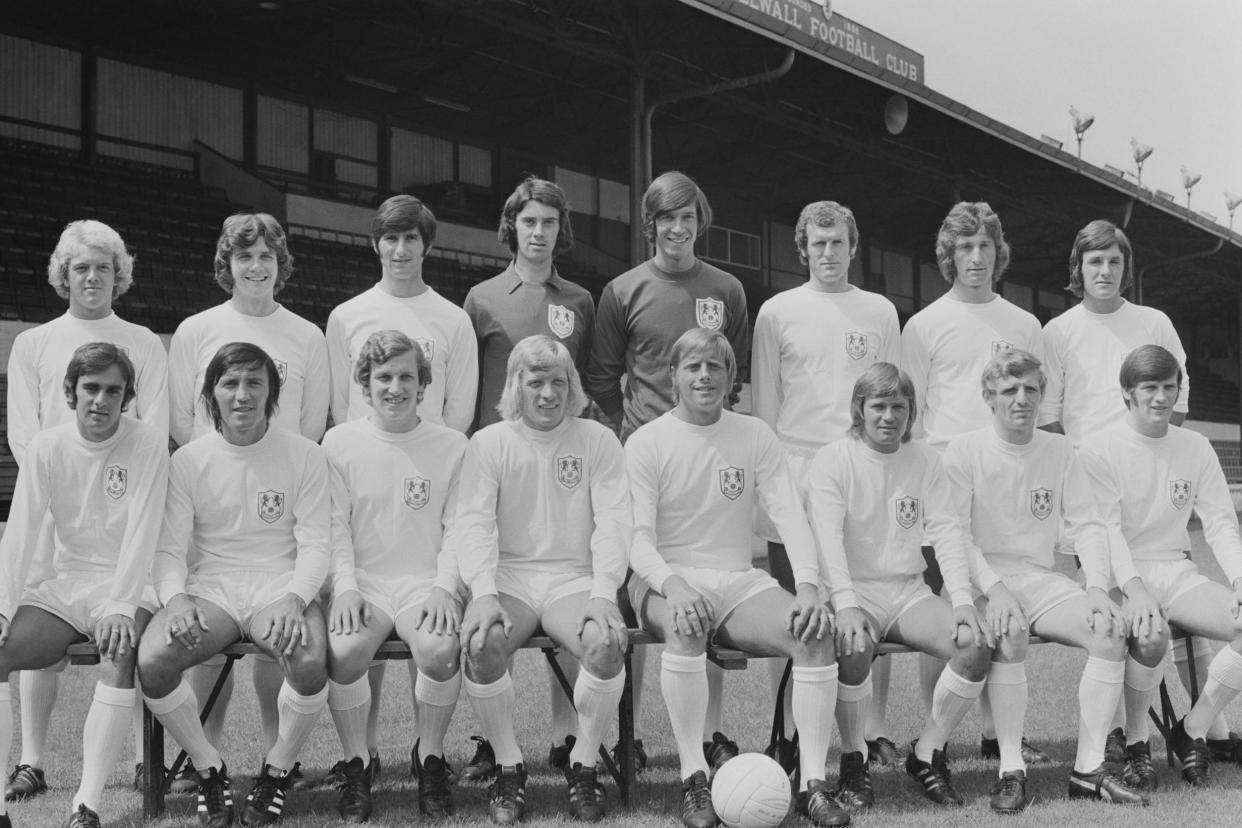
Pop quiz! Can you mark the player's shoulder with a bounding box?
[328,285,379,318]
[273,304,326,337]
[603,261,652,296]
[321,417,369,451]
[420,418,470,451]
[1042,302,1083,333]
[1166,423,1212,452]
[756,284,806,316]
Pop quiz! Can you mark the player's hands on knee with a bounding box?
[578,597,629,651]
[663,577,713,638]
[984,584,1027,640]
[461,595,511,655]
[416,587,463,636]
[952,603,993,649]
[259,593,309,656]
[164,594,209,649]
[1120,578,1164,639]
[95,613,138,661]
[330,590,369,635]
[832,606,872,656]
[787,584,832,643]
[1085,587,1124,637]
[0,614,10,647]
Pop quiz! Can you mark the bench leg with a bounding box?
[143,705,165,819]
[617,646,635,808]
[145,654,241,818]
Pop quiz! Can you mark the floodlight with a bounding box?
[1069,106,1094,158]
[1130,137,1153,187]
[1180,166,1202,208]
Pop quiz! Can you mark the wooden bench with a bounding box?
[70,632,653,820]
[709,628,1199,769]
[66,623,1201,820]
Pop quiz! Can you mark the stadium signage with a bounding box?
[687,0,924,85]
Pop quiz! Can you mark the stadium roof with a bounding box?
[4,0,1241,321]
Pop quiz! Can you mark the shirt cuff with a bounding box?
[948,588,974,609]
[591,575,621,602]
[469,574,498,599]
[100,600,137,620]
[830,589,858,612]
[975,568,1002,596]
[332,572,360,599]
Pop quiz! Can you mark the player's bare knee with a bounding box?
[326,644,372,685]
[837,648,872,685]
[662,630,707,658]
[465,628,509,682]
[283,654,327,694]
[411,634,460,681]
[1087,628,1125,661]
[1128,629,1168,667]
[993,631,1028,663]
[580,634,623,679]
[789,633,834,666]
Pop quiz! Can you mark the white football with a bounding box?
[710,752,792,828]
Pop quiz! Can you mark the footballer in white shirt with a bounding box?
[321,331,468,822]
[456,335,631,824]
[806,363,991,811]
[943,349,1156,811]
[626,329,843,828]
[137,343,331,828]
[1079,344,1242,789]
[0,343,167,828]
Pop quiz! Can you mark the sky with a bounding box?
[834,0,1242,225]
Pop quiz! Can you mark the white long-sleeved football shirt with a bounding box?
[454,417,630,601]
[323,417,467,597]
[167,302,328,446]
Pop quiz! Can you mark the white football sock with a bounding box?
[328,677,371,763]
[550,652,580,739]
[792,665,838,792]
[1185,645,1242,740]
[570,667,625,767]
[0,683,11,816]
[917,666,984,763]
[1122,656,1163,745]
[835,676,871,755]
[660,652,710,779]
[415,670,460,761]
[465,672,523,766]
[1074,657,1124,773]
[266,681,328,773]
[187,657,233,746]
[985,661,1028,775]
[368,662,386,755]
[703,661,725,740]
[18,670,58,768]
[74,683,134,811]
[143,680,222,772]
[1175,636,1231,739]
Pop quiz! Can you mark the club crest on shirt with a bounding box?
[696,298,724,331]
[104,465,127,500]
[1030,487,1053,520]
[548,304,575,339]
[258,489,285,524]
[719,467,745,501]
[992,340,1014,356]
[1170,478,1192,510]
[403,476,430,511]
[895,495,919,529]
[845,331,868,360]
[415,337,435,363]
[272,358,288,385]
[556,455,583,489]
